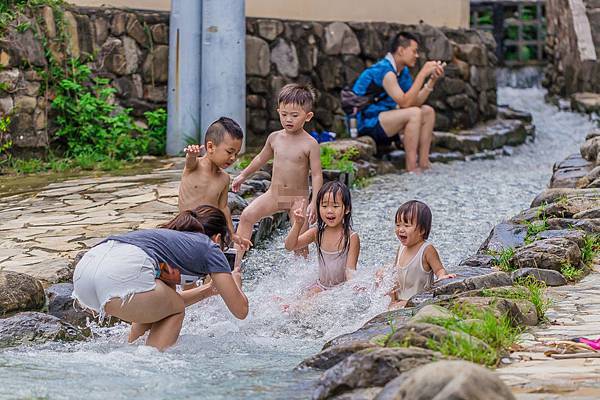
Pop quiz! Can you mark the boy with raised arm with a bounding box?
[232,84,323,269]
[179,116,252,253]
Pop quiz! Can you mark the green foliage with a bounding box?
[0,0,64,34]
[581,234,600,266]
[352,176,371,189]
[524,205,549,244]
[514,275,551,319]
[320,145,357,174]
[425,305,522,366]
[235,154,253,170]
[560,262,583,282]
[487,247,516,272]
[0,115,12,156]
[49,58,166,162]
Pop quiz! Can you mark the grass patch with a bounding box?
[560,262,583,282]
[514,275,551,319]
[320,145,357,174]
[2,152,141,175]
[487,247,516,272]
[581,234,600,266]
[352,176,371,189]
[234,154,253,170]
[424,304,522,366]
[523,204,549,245]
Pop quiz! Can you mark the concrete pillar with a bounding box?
[166,0,202,155]
[200,0,246,150]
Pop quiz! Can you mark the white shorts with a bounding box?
[72,240,157,319]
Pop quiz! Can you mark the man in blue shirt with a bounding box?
[353,32,444,172]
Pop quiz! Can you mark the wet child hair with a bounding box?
[315,181,353,262]
[204,116,244,146]
[277,83,316,112]
[395,200,432,240]
[160,205,229,249]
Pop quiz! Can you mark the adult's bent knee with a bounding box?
[421,104,434,117]
[408,107,422,121]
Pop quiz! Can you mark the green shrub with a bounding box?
[487,247,516,272]
[560,262,583,282]
[581,234,600,266]
[514,275,551,319]
[320,145,357,174]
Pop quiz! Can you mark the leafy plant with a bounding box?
[560,262,583,282]
[0,115,12,156]
[514,275,551,319]
[352,176,371,189]
[320,145,357,174]
[524,206,549,244]
[487,247,516,272]
[581,234,600,266]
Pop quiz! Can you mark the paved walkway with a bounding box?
[0,161,184,283]
[498,261,600,400]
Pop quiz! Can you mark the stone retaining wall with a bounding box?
[543,0,600,112]
[0,5,499,150]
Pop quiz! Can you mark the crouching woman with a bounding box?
[72,205,248,350]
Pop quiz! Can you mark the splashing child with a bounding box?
[285,181,360,294]
[386,200,455,309]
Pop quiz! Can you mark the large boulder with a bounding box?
[533,229,586,248]
[313,347,437,400]
[0,271,45,316]
[546,218,600,233]
[455,296,538,326]
[46,283,90,327]
[228,192,248,215]
[531,188,600,209]
[375,360,516,400]
[510,237,581,271]
[322,139,376,161]
[332,388,382,400]
[0,312,85,348]
[433,272,512,297]
[324,22,361,55]
[511,268,567,287]
[478,222,527,253]
[550,154,593,189]
[298,341,378,370]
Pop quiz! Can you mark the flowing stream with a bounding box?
[0,85,597,399]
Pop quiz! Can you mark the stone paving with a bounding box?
[0,161,183,283]
[498,260,600,400]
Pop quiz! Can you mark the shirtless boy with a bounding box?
[179,117,252,251]
[232,84,323,269]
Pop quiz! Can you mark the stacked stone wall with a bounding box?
[543,0,600,100]
[0,5,498,150]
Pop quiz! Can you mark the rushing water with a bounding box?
[0,87,597,400]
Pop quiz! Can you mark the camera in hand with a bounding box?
[224,249,237,271]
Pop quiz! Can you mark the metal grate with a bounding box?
[470,0,546,66]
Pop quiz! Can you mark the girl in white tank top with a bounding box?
[285,182,360,294]
[386,200,456,309]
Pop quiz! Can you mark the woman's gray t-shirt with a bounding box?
[103,228,230,279]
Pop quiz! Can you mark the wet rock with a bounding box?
[47,283,90,327]
[228,192,248,215]
[0,271,45,316]
[478,222,527,253]
[571,92,600,114]
[428,150,465,163]
[375,360,516,400]
[386,322,491,353]
[577,165,600,188]
[248,170,271,181]
[244,179,268,193]
[298,341,378,370]
[551,154,594,188]
[531,188,600,208]
[459,254,495,269]
[331,388,382,400]
[313,347,437,400]
[433,272,512,297]
[580,136,600,164]
[323,308,414,349]
[510,237,581,272]
[246,36,270,77]
[511,268,567,287]
[408,305,452,323]
[546,218,600,233]
[270,39,299,78]
[573,208,600,219]
[497,105,532,123]
[455,296,538,326]
[0,312,85,348]
[324,22,360,55]
[322,139,376,160]
[534,229,586,248]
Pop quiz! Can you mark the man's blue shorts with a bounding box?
[359,121,392,146]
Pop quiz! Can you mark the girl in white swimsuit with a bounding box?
[387,200,456,309]
[285,181,361,293]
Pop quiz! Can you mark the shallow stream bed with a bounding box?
[0,87,597,399]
